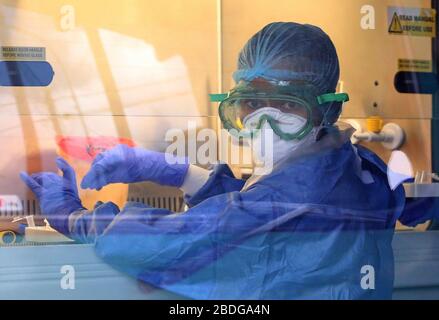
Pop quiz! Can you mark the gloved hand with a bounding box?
[20,157,85,235]
[80,144,189,190]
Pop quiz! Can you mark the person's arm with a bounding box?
[80,144,245,206]
[67,163,246,242]
[398,197,439,227]
[66,201,120,243]
[182,164,246,207]
[80,145,190,190]
[93,183,281,288]
[354,145,439,228]
[179,165,211,197]
[20,158,124,243]
[20,155,246,244]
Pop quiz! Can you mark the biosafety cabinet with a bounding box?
[0,0,438,300]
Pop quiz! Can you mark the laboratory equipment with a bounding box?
[0,231,16,245]
[344,117,405,150]
[0,195,23,215]
[12,216,73,243]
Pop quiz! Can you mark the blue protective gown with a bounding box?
[61,129,434,300]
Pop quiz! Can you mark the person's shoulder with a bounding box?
[354,144,388,174]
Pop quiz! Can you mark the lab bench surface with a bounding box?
[0,231,438,300]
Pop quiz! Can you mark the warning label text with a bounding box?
[388,7,436,37]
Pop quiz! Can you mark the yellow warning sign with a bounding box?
[388,7,436,37]
[389,12,403,33]
[398,59,432,72]
[0,46,46,61]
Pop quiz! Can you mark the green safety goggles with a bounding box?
[210,80,349,141]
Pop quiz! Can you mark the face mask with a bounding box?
[243,108,314,167]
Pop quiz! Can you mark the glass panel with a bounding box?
[0,0,437,301]
[0,0,219,299]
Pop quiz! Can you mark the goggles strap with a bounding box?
[317,93,349,104]
[316,92,349,127]
[209,93,229,102]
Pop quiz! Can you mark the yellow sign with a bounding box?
[398,59,432,72]
[388,7,436,37]
[389,12,403,33]
[0,46,46,61]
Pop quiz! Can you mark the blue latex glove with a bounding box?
[20,157,85,235]
[80,144,189,190]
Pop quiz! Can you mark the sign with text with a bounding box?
[0,46,46,61]
[388,7,436,37]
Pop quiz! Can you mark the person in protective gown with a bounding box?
[20,22,437,299]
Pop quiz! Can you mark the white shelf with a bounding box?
[404,183,439,198]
